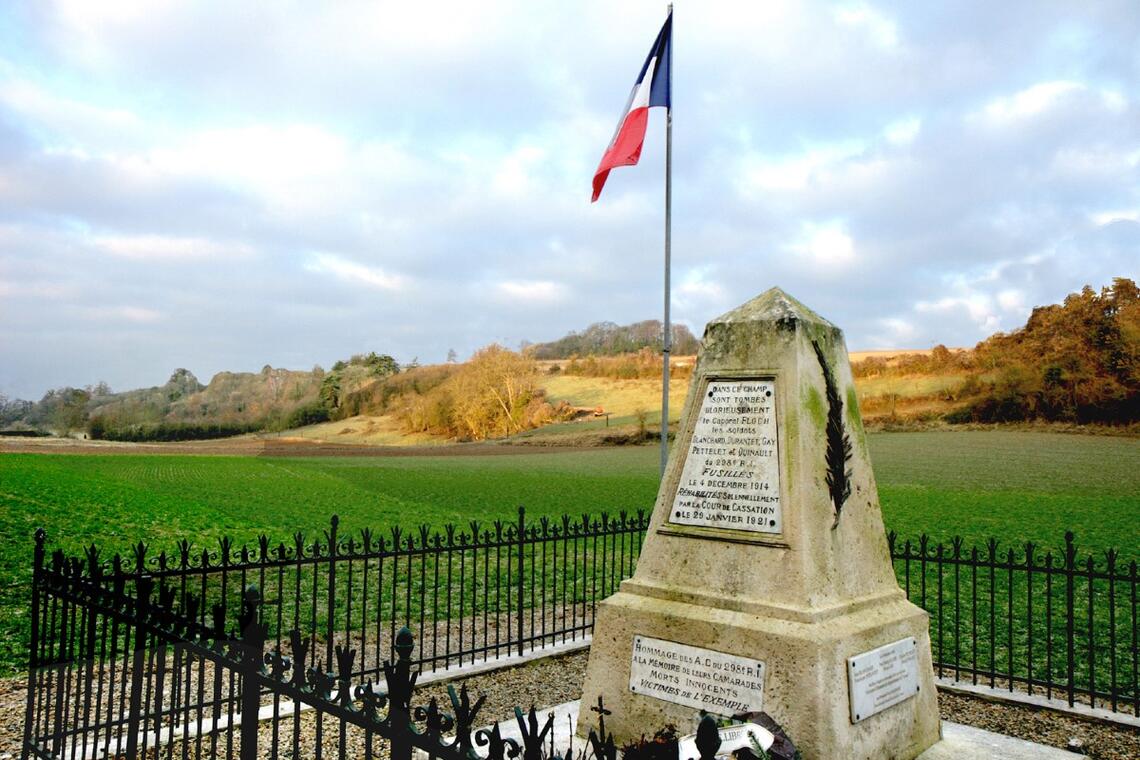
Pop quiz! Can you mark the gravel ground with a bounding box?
[3,652,1138,758]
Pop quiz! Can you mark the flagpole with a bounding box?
[660,3,673,478]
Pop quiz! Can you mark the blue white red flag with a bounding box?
[592,12,672,202]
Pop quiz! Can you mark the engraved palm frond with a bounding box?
[812,340,853,528]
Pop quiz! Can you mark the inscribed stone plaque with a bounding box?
[630,635,766,715]
[670,379,781,533]
[847,637,920,723]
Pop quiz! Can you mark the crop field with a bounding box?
[540,374,690,421]
[1,430,1138,676]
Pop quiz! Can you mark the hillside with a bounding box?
[3,278,1135,442]
[529,319,699,359]
[854,278,1139,425]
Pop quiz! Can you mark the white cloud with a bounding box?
[96,234,255,261]
[971,80,1129,130]
[306,253,408,291]
[789,222,858,270]
[0,78,145,147]
[149,124,350,191]
[491,145,547,197]
[1051,146,1140,178]
[0,280,78,300]
[996,289,1027,313]
[883,116,921,145]
[833,4,900,50]
[915,295,1001,333]
[737,141,867,194]
[975,81,1083,126]
[675,268,726,310]
[1089,209,1140,226]
[80,304,163,323]
[493,279,568,305]
[2,2,1138,397]
[861,316,921,349]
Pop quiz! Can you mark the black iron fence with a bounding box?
[889,530,1139,716]
[22,508,648,759]
[22,558,634,760]
[21,512,1140,759]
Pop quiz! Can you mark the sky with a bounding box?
[0,1,1137,401]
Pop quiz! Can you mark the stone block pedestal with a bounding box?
[583,588,940,759]
[577,289,941,759]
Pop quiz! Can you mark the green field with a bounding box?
[1,431,1138,674]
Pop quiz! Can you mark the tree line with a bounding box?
[528,319,699,359]
[957,278,1138,423]
[853,277,1139,425]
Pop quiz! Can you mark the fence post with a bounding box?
[387,627,418,760]
[125,576,154,760]
[1064,532,1076,707]
[239,586,267,760]
[20,529,46,760]
[517,506,525,657]
[326,515,339,673]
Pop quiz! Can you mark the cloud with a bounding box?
[1,1,1138,398]
[96,234,255,261]
[789,222,858,271]
[0,77,146,148]
[737,140,868,194]
[675,268,726,312]
[305,253,409,292]
[492,279,568,305]
[913,286,1030,335]
[883,117,921,145]
[970,80,1130,131]
[833,4,901,50]
[80,304,164,323]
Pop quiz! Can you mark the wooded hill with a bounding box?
[528,319,699,359]
[0,354,394,441]
[2,280,1136,441]
[853,277,1139,424]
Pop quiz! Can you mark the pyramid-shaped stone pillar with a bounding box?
[578,289,940,759]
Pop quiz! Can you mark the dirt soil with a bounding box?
[0,436,603,458]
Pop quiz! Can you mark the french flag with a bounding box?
[592,11,672,203]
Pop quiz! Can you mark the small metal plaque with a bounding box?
[630,635,765,715]
[670,379,782,534]
[847,637,920,723]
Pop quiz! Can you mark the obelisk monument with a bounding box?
[578,288,940,759]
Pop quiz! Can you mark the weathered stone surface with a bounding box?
[578,288,941,759]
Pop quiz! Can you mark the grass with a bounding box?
[539,375,689,420]
[287,413,442,446]
[2,431,1138,677]
[868,431,1140,555]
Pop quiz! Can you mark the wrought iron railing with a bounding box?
[888,531,1139,716]
[22,508,649,758]
[21,514,1140,759]
[48,508,648,680]
[22,561,636,760]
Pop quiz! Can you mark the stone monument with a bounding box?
[578,289,941,759]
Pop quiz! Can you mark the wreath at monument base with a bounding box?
[618,713,798,760]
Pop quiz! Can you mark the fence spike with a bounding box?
[448,683,486,754]
[514,705,554,760]
[414,696,455,737]
[475,722,521,760]
[289,629,309,689]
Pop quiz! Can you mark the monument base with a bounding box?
[578,588,941,760]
